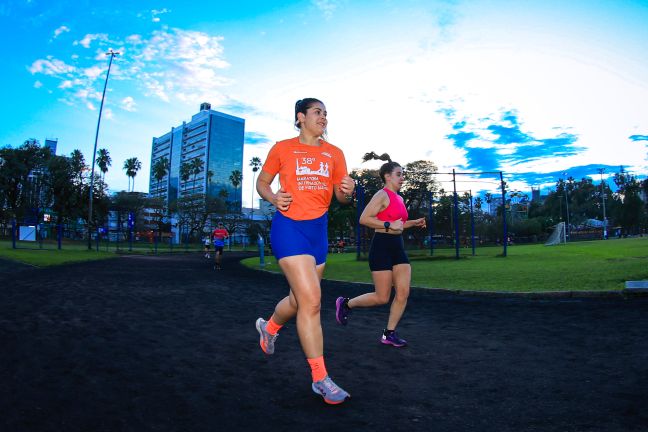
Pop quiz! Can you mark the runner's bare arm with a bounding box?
[256,170,292,211]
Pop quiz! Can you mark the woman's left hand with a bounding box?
[413,218,426,228]
[339,175,355,196]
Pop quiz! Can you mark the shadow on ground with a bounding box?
[1,252,647,432]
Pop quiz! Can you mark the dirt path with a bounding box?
[1,252,647,431]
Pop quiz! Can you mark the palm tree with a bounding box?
[189,158,205,193]
[229,169,242,213]
[203,169,213,197]
[474,196,483,211]
[151,156,170,197]
[123,157,142,192]
[180,161,192,192]
[485,192,493,214]
[249,157,262,219]
[96,148,112,183]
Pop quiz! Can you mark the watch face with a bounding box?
[384,221,390,229]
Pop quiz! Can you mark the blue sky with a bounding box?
[1,0,647,204]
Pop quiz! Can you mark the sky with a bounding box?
[1,0,647,206]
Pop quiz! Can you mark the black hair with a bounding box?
[294,98,324,129]
[362,152,401,183]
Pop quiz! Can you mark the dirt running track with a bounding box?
[1,252,647,432]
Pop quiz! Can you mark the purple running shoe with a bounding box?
[335,297,350,325]
[381,330,407,347]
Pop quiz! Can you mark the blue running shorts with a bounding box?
[271,211,328,265]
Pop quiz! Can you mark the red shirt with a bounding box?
[212,228,229,246]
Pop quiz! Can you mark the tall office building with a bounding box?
[149,103,244,211]
[44,138,58,155]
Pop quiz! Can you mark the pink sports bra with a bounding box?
[376,188,408,223]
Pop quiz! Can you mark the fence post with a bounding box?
[428,191,434,256]
[470,190,476,256]
[355,185,365,261]
[453,169,460,260]
[11,219,16,249]
[57,224,62,249]
[500,171,508,257]
[258,234,265,267]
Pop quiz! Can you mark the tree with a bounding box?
[151,156,170,197]
[43,155,77,224]
[474,196,483,211]
[400,160,439,215]
[123,157,142,192]
[249,157,262,218]
[180,162,192,190]
[189,157,205,193]
[229,169,242,211]
[111,191,148,240]
[611,168,646,235]
[96,148,112,183]
[484,192,493,214]
[206,169,214,196]
[69,149,87,187]
[0,140,50,222]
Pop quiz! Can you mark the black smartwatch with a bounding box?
[383,221,390,232]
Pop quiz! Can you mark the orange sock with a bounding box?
[265,317,282,335]
[307,356,328,382]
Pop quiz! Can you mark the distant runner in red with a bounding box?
[211,222,229,270]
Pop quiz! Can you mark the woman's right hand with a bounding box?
[273,188,293,211]
[389,219,404,234]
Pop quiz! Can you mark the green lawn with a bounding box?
[242,237,648,292]
[0,238,258,267]
[0,240,116,267]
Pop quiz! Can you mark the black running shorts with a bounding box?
[368,232,409,271]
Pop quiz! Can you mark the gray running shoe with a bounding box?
[255,318,278,355]
[311,376,350,404]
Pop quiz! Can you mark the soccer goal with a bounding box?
[545,222,566,246]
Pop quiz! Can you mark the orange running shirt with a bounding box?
[262,137,348,221]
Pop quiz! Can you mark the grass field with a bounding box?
[0,240,116,267]
[0,239,256,267]
[242,237,648,292]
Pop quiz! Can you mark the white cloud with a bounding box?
[126,34,142,44]
[86,101,96,111]
[33,80,43,88]
[128,28,231,103]
[104,108,114,120]
[53,25,70,39]
[84,65,104,79]
[59,80,73,89]
[121,96,136,112]
[29,57,75,75]
[151,8,170,23]
[312,0,338,20]
[76,33,108,48]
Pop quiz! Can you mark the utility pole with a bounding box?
[88,49,120,250]
[597,168,608,239]
[562,173,570,241]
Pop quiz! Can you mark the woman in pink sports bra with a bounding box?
[335,156,426,347]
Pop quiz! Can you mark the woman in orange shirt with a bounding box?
[255,98,355,404]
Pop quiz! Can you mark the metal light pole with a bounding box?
[597,168,608,239]
[562,173,570,241]
[87,50,120,250]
